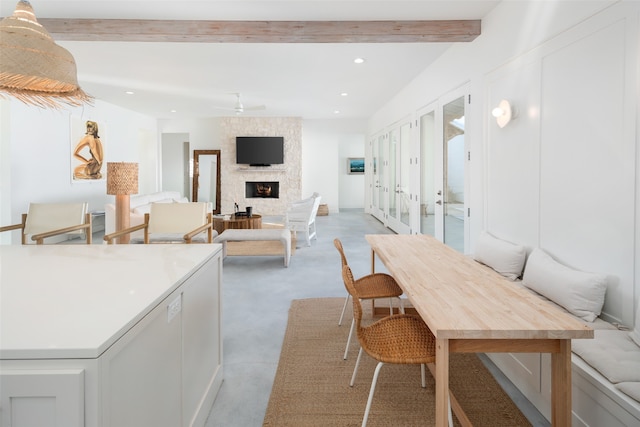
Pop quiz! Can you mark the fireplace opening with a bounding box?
[246,181,280,199]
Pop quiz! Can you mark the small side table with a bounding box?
[213,214,262,235]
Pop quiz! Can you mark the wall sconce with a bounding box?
[0,0,92,108]
[491,99,515,128]
[107,162,138,244]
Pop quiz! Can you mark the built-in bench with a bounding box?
[473,231,640,426]
[214,228,291,267]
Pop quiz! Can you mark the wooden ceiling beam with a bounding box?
[38,19,481,43]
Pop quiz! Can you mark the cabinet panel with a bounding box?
[0,369,84,427]
[101,292,182,427]
[182,256,223,426]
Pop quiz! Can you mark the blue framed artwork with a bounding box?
[348,157,365,175]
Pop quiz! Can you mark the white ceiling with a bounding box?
[1,1,500,119]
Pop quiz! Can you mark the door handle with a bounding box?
[436,200,442,205]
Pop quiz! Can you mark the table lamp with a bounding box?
[107,162,138,244]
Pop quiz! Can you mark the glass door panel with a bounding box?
[420,110,437,237]
[398,122,411,230]
[371,136,379,214]
[443,96,465,252]
[373,134,387,224]
[388,128,398,223]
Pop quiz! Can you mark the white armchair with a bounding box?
[0,202,91,244]
[103,202,215,244]
[285,192,321,247]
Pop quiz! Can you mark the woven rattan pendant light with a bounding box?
[0,0,92,108]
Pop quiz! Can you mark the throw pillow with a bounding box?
[522,248,607,322]
[132,204,152,215]
[473,231,526,280]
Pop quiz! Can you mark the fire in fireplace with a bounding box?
[246,181,280,198]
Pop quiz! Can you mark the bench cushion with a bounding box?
[616,382,640,403]
[572,330,640,384]
[522,248,607,322]
[473,231,526,280]
[214,229,291,267]
[215,229,290,242]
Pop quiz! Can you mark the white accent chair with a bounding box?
[285,192,321,247]
[0,202,91,244]
[103,202,215,244]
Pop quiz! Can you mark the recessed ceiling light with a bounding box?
[354,58,365,64]
[170,109,177,113]
[334,110,341,114]
[340,92,348,97]
[125,91,134,95]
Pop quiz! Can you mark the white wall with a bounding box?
[368,0,639,327]
[1,98,158,244]
[161,133,189,197]
[338,136,366,209]
[303,119,367,213]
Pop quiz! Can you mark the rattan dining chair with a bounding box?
[342,265,453,427]
[334,238,404,359]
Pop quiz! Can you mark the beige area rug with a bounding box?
[263,298,532,427]
[225,222,296,256]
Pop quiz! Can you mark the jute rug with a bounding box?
[263,298,532,427]
[226,222,296,256]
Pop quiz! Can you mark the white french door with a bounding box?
[418,103,441,239]
[417,87,469,252]
[442,93,467,252]
[370,133,386,223]
[387,120,412,234]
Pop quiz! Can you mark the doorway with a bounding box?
[388,120,412,234]
[418,89,468,253]
[161,133,190,198]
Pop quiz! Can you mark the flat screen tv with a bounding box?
[236,136,284,166]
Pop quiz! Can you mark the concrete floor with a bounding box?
[200,210,550,427]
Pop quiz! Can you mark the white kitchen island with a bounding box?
[0,244,223,427]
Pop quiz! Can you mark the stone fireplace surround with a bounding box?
[219,117,302,216]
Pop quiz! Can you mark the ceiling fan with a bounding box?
[214,93,266,115]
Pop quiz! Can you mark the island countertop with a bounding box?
[0,244,222,360]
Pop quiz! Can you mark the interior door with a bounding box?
[417,90,468,253]
[442,94,467,253]
[388,120,412,234]
[419,104,441,239]
[371,133,387,223]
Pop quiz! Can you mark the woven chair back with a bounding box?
[342,265,363,330]
[333,238,349,267]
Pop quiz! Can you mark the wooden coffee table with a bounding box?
[213,214,262,234]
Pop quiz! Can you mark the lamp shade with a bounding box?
[492,99,512,128]
[0,0,92,108]
[107,162,139,195]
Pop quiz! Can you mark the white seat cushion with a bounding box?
[522,248,607,322]
[616,382,640,403]
[572,330,640,383]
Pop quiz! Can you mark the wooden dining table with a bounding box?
[365,234,593,426]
